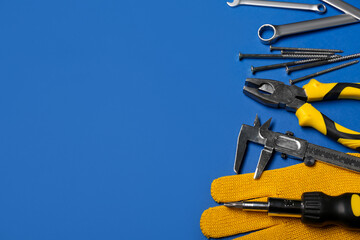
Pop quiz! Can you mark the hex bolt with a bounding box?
[289,60,359,84]
[270,45,343,53]
[286,52,360,74]
[281,50,335,55]
[239,52,334,61]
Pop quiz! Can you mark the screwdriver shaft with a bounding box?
[225,192,360,229]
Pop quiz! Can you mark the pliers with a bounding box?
[244,78,360,151]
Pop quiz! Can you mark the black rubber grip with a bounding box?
[302,192,360,229]
[323,83,360,101]
[322,114,360,152]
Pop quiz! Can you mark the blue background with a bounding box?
[0,0,359,239]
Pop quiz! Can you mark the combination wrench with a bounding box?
[257,0,360,44]
[258,14,358,44]
[322,0,360,20]
[227,0,326,14]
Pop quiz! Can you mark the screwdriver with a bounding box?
[224,192,360,229]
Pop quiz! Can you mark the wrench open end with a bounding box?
[226,0,240,7]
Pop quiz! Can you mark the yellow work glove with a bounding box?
[200,159,360,240]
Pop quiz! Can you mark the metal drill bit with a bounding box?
[270,46,343,53]
[290,60,359,84]
[239,52,334,61]
[286,52,360,74]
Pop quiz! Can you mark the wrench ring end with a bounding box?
[258,24,278,45]
[316,4,327,14]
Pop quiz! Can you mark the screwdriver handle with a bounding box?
[302,192,360,229]
[295,103,360,151]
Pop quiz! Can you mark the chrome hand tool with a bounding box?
[234,116,360,179]
[258,14,358,44]
[227,0,326,14]
[322,0,360,20]
[258,1,360,44]
[243,78,360,150]
[225,192,360,229]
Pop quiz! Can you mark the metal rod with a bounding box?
[281,50,335,55]
[239,52,334,61]
[270,46,343,53]
[289,60,359,84]
[224,201,269,211]
[286,52,360,74]
[251,56,338,73]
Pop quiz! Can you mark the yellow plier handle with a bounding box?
[295,79,360,151]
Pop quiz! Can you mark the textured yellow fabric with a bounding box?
[200,161,360,239]
[234,221,360,240]
[200,205,290,238]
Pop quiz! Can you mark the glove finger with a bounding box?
[200,205,287,239]
[233,221,360,240]
[211,164,303,203]
[277,161,360,199]
[212,162,360,203]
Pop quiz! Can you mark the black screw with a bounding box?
[270,46,343,53]
[281,153,288,159]
[239,52,333,61]
[286,53,360,74]
[251,58,334,74]
[281,50,335,55]
[289,60,359,85]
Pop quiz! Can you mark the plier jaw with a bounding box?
[244,78,360,150]
[244,78,307,112]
